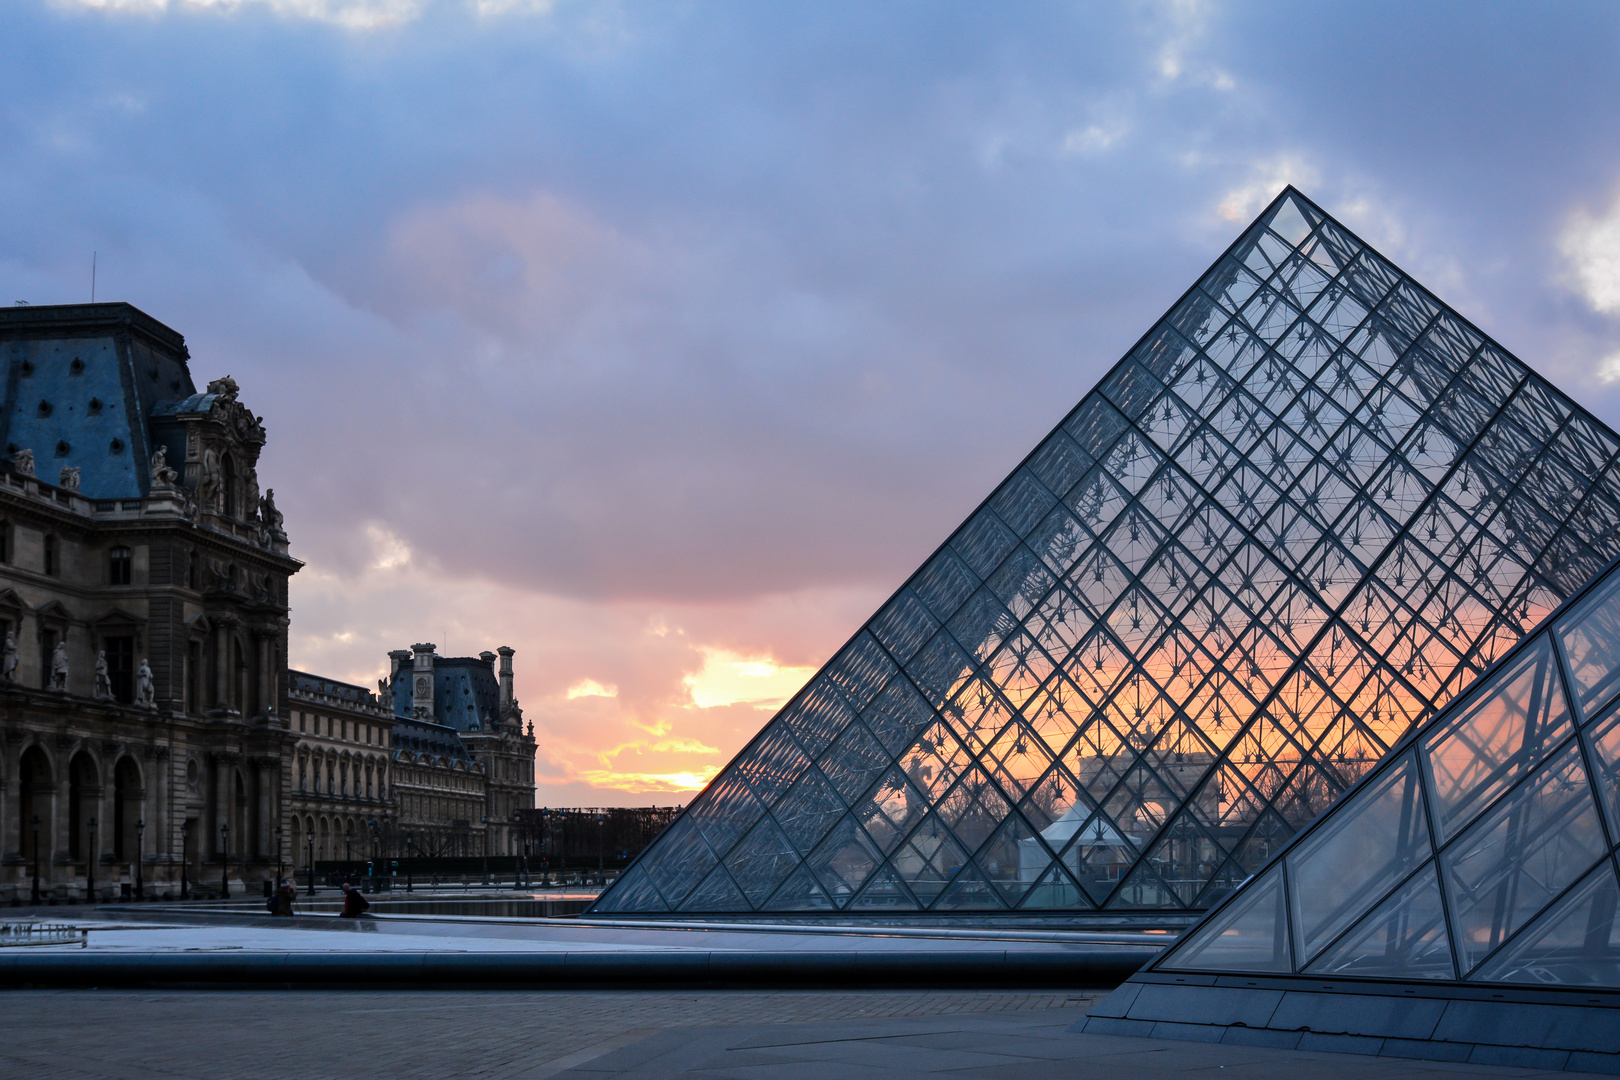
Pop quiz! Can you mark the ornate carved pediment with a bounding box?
[34,600,71,628]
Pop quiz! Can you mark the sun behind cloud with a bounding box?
[684,647,817,710]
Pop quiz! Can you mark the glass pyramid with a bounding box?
[1151,552,1620,985]
[590,188,1620,917]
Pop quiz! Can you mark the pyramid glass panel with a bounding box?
[591,188,1620,917]
[1150,549,1620,988]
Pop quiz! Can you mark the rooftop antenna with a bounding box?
[91,252,96,303]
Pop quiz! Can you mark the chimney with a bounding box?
[411,643,436,721]
[497,646,515,714]
[388,649,411,681]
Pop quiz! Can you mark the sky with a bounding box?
[6,1,1620,806]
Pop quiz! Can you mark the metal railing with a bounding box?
[0,923,88,948]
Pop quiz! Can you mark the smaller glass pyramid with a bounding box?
[1153,552,1620,986]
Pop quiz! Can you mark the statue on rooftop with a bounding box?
[58,466,80,492]
[13,449,35,477]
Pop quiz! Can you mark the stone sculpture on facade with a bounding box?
[49,641,69,692]
[376,678,392,709]
[12,449,35,477]
[149,446,179,488]
[93,651,113,700]
[134,660,155,709]
[259,488,285,546]
[58,466,80,492]
[198,448,222,513]
[1,633,17,683]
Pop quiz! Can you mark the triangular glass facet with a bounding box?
[594,187,1620,917]
[678,865,752,914]
[1160,864,1291,972]
[1474,860,1620,986]
[1303,861,1455,980]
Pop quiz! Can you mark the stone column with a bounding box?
[214,629,229,709]
[2,742,18,861]
[257,635,272,718]
[256,757,272,859]
[53,752,72,873]
[213,754,230,859]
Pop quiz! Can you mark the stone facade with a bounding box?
[0,303,299,900]
[386,643,537,856]
[0,304,540,900]
[286,670,395,873]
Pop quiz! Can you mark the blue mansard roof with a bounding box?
[0,303,198,500]
[391,654,502,732]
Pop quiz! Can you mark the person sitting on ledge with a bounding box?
[271,878,297,917]
[340,884,371,919]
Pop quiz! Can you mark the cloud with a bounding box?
[683,648,817,710]
[13,0,1620,805]
[1563,189,1620,316]
[566,678,618,700]
[58,0,425,29]
[1217,155,1321,224]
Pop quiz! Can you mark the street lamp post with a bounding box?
[135,819,145,900]
[480,816,489,886]
[305,827,315,896]
[275,825,283,888]
[87,816,97,903]
[180,819,190,900]
[596,813,604,885]
[344,823,352,884]
[30,814,41,905]
[366,818,377,893]
[219,822,229,899]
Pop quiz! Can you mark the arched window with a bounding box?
[108,546,131,586]
[113,757,141,862]
[19,747,52,862]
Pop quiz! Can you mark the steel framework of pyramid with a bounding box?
[590,188,1620,918]
[1083,554,1620,1062]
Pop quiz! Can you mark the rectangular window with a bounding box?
[299,714,306,733]
[104,636,135,704]
[0,522,9,564]
[108,546,132,586]
[43,535,58,577]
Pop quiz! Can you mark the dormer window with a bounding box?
[69,358,84,375]
[88,398,102,416]
[37,400,51,418]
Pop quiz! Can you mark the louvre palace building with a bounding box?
[0,302,535,900]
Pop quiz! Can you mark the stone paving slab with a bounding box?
[4,988,1612,1079]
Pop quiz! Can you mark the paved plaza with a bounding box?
[1,987,1615,1079]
